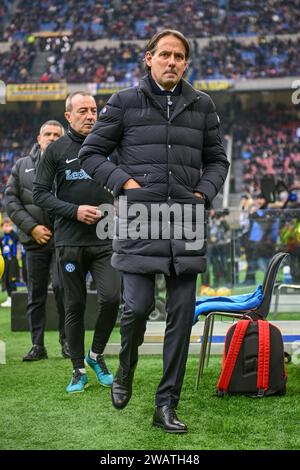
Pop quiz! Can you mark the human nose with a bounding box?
[167,54,176,67]
[86,110,95,120]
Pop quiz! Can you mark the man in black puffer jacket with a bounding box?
[5,120,69,361]
[79,30,230,433]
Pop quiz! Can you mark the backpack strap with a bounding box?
[217,320,250,395]
[221,323,236,369]
[256,320,270,397]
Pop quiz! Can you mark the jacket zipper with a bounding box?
[167,94,172,120]
[166,95,173,200]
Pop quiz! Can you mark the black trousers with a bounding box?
[120,270,197,407]
[22,252,27,285]
[56,245,120,369]
[26,248,65,346]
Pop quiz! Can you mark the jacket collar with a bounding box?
[67,126,86,143]
[140,74,199,101]
[29,143,41,163]
[147,73,182,96]
[139,75,200,121]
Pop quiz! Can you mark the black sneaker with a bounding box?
[22,345,48,362]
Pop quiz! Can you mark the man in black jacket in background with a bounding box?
[5,120,69,361]
[33,92,120,393]
[79,30,229,432]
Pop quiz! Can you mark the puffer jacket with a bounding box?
[79,75,229,275]
[5,144,54,250]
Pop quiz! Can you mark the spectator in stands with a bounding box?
[79,29,229,433]
[205,210,231,287]
[0,217,19,307]
[214,211,231,285]
[5,120,69,361]
[247,194,279,283]
[239,193,255,284]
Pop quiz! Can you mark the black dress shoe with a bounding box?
[22,345,48,362]
[111,365,136,410]
[60,339,71,359]
[153,405,188,433]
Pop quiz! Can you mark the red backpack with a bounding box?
[217,319,287,397]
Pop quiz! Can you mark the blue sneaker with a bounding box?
[66,370,88,393]
[85,351,113,387]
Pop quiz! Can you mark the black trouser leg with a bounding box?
[26,249,52,346]
[50,252,66,341]
[22,253,28,285]
[155,271,197,407]
[119,273,155,372]
[56,247,87,370]
[88,246,120,355]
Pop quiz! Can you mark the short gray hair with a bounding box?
[65,91,95,112]
[39,120,64,135]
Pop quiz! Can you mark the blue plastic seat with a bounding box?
[194,285,263,324]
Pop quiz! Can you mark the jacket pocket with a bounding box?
[123,187,149,201]
[130,173,148,186]
[172,172,193,192]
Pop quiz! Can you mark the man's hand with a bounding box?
[31,225,52,245]
[77,205,102,225]
[193,191,205,200]
[123,178,141,190]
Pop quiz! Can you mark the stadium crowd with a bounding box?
[0,112,45,209]
[233,104,300,195]
[2,0,300,41]
[43,41,144,84]
[0,41,37,84]
[2,36,300,84]
[198,37,300,80]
